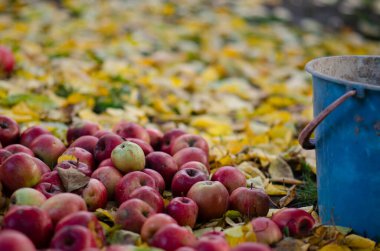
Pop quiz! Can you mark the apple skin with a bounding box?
[0,152,42,192]
[70,135,99,155]
[3,205,53,248]
[231,243,272,251]
[111,141,145,173]
[173,147,209,169]
[55,211,105,248]
[5,144,34,156]
[142,168,165,194]
[76,178,108,211]
[125,138,153,156]
[105,245,134,251]
[0,230,36,251]
[113,121,150,143]
[145,151,178,186]
[50,225,97,251]
[94,133,124,163]
[115,171,156,205]
[160,129,187,154]
[10,188,46,207]
[141,213,177,242]
[150,223,197,251]
[55,160,92,177]
[146,128,163,150]
[40,170,64,188]
[251,217,282,245]
[229,187,270,218]
[66,120,100,144]
[60,147,95,171]
[41,193,87,225]
[93,129,112,138]
[166,197,198,228]
[175,247,196,251]
[91,165,122,199]
[0,46,15,76]
[129,186,164,213]
[271,208,315,237]
[35,182,63,198]
[32,157,51,174]
[211,166,246,194]
[171,168,209,197]
[115,198,155,233]
[30,134,66,168]
[187,181,229,221]
[194,235,229,251]
[170,134,209,156]
[179,161,209,175]
[0,149,12,165]
[98,158,115,168]
[20,125,51,148]
[0,115,19,146]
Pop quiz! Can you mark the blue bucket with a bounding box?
[299,56,380,241]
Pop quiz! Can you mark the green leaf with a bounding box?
[224,210,243,220]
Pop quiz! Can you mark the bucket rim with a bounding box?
[305,55,380,91]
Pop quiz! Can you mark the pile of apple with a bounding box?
[0,115,316,251]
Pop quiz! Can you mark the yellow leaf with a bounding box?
[265,183,288,196]
[57,154,77,164]
[319,243,351,251]
[224,223,256,247]
[191,116,232,136]
[344,234,375,250]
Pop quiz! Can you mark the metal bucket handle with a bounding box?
[298,89,357,149]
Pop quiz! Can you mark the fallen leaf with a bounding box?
[57,167,90,192]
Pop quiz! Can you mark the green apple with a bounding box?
[111,141,145,173]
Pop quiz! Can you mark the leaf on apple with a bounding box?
[107,229,140,246]
[57,167,90,192]
[94,208,116,227]
[224,223,256,247]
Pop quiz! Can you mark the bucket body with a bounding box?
[306,56,380,241]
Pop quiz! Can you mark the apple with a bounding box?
[20,125,51,148]
[55,160,92,177]
[40,170,63,188]
[194,235,229,251]
[0,46,15,77]
[231,243,272,251]
[187,181,229,221]
[91,165,122,199]
[50,225,97,251]
[105,245,134,251]
[170,134,209,155]
[251,217,282,244]
[129,186,164,213]
[161,129,186,154]
[0,149,12,165]
[146,128,163,150]
[66,120,100,144]
[211,166,246,194]
[150,223,197,251]
[141,213,177,242]
[201,230,225,239]
[229,187,270,218]
[32,157,51,174]
[76,178,107,211]
[171,168,208,197]
[142,169,165,194]
[41,193,87,225]
[145,151,178,186]
[59,147,95,170]
[93,129,112,138]
[70,135,99,155]
[166,197,198,228]
[5,144,34,156]
[125,138,153,156]
[94,133,124,163]
[115,198,155,233]
[115,171,156,205]
[30,134,66,168]
[0,152,42,192]
[0,230,36,251]
[56,211,105,248]
[271,208,315,237]
[173,147,209,169]
[111,141,145,173]
[175,247,196,251]
[98,158,115,168]
[10,188,46,207]
[113,121,150,143]
[35,182,63,198]
[179,161,209,175]
[3,205,53,248]
[0,115,19,146]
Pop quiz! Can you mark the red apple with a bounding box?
[141,213,177,242]
[271,208,315,237]
[161,129,186,154]
[142,169,165,194]
[0,149,12,165]
[40,170,63,188]
[211,166,246,194]
[113,121,150,143]
[150,223,197,251]
[0,152,42,192]
[115,198,155,233]
[5,144,34,156]
[231,243,272,251]
[229,187,270,218]
[146,151,178,186]
[32,157,51,174]
[60,147,95,170]
[30,134,66,168]
[146,128,163,150]
[251,217,282,245]
[76,178,107,211]
[0,46,15,77]
[171,168,208,197]
[105,245,134,251]
[98,158,115,168]
[93,129,112,138]
[50,225,97,251]
[187,181,229,221]
[111,141,145,173]
[10,188,46,207]
[173,147,209,169]
[70,135,99,155]
[0,230,36,251]
[66,120,100,144]
[91,165,122,199]
[115,171,156,205]
[166,197,198,228]
[179,161,209,175]
[129,186,164,213]
[3,205,53,248]
[175,247,196,251]
[125,138,153,156]
[55,160,92,177]
[194,235,229,251]
[20,125,51,148]
[41,193,87,225]
[94,133,124,163]
[0,115,19,146]
[171,134,209,156]
[35,182,63,198]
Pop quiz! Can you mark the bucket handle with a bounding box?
[298,89,357,150]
